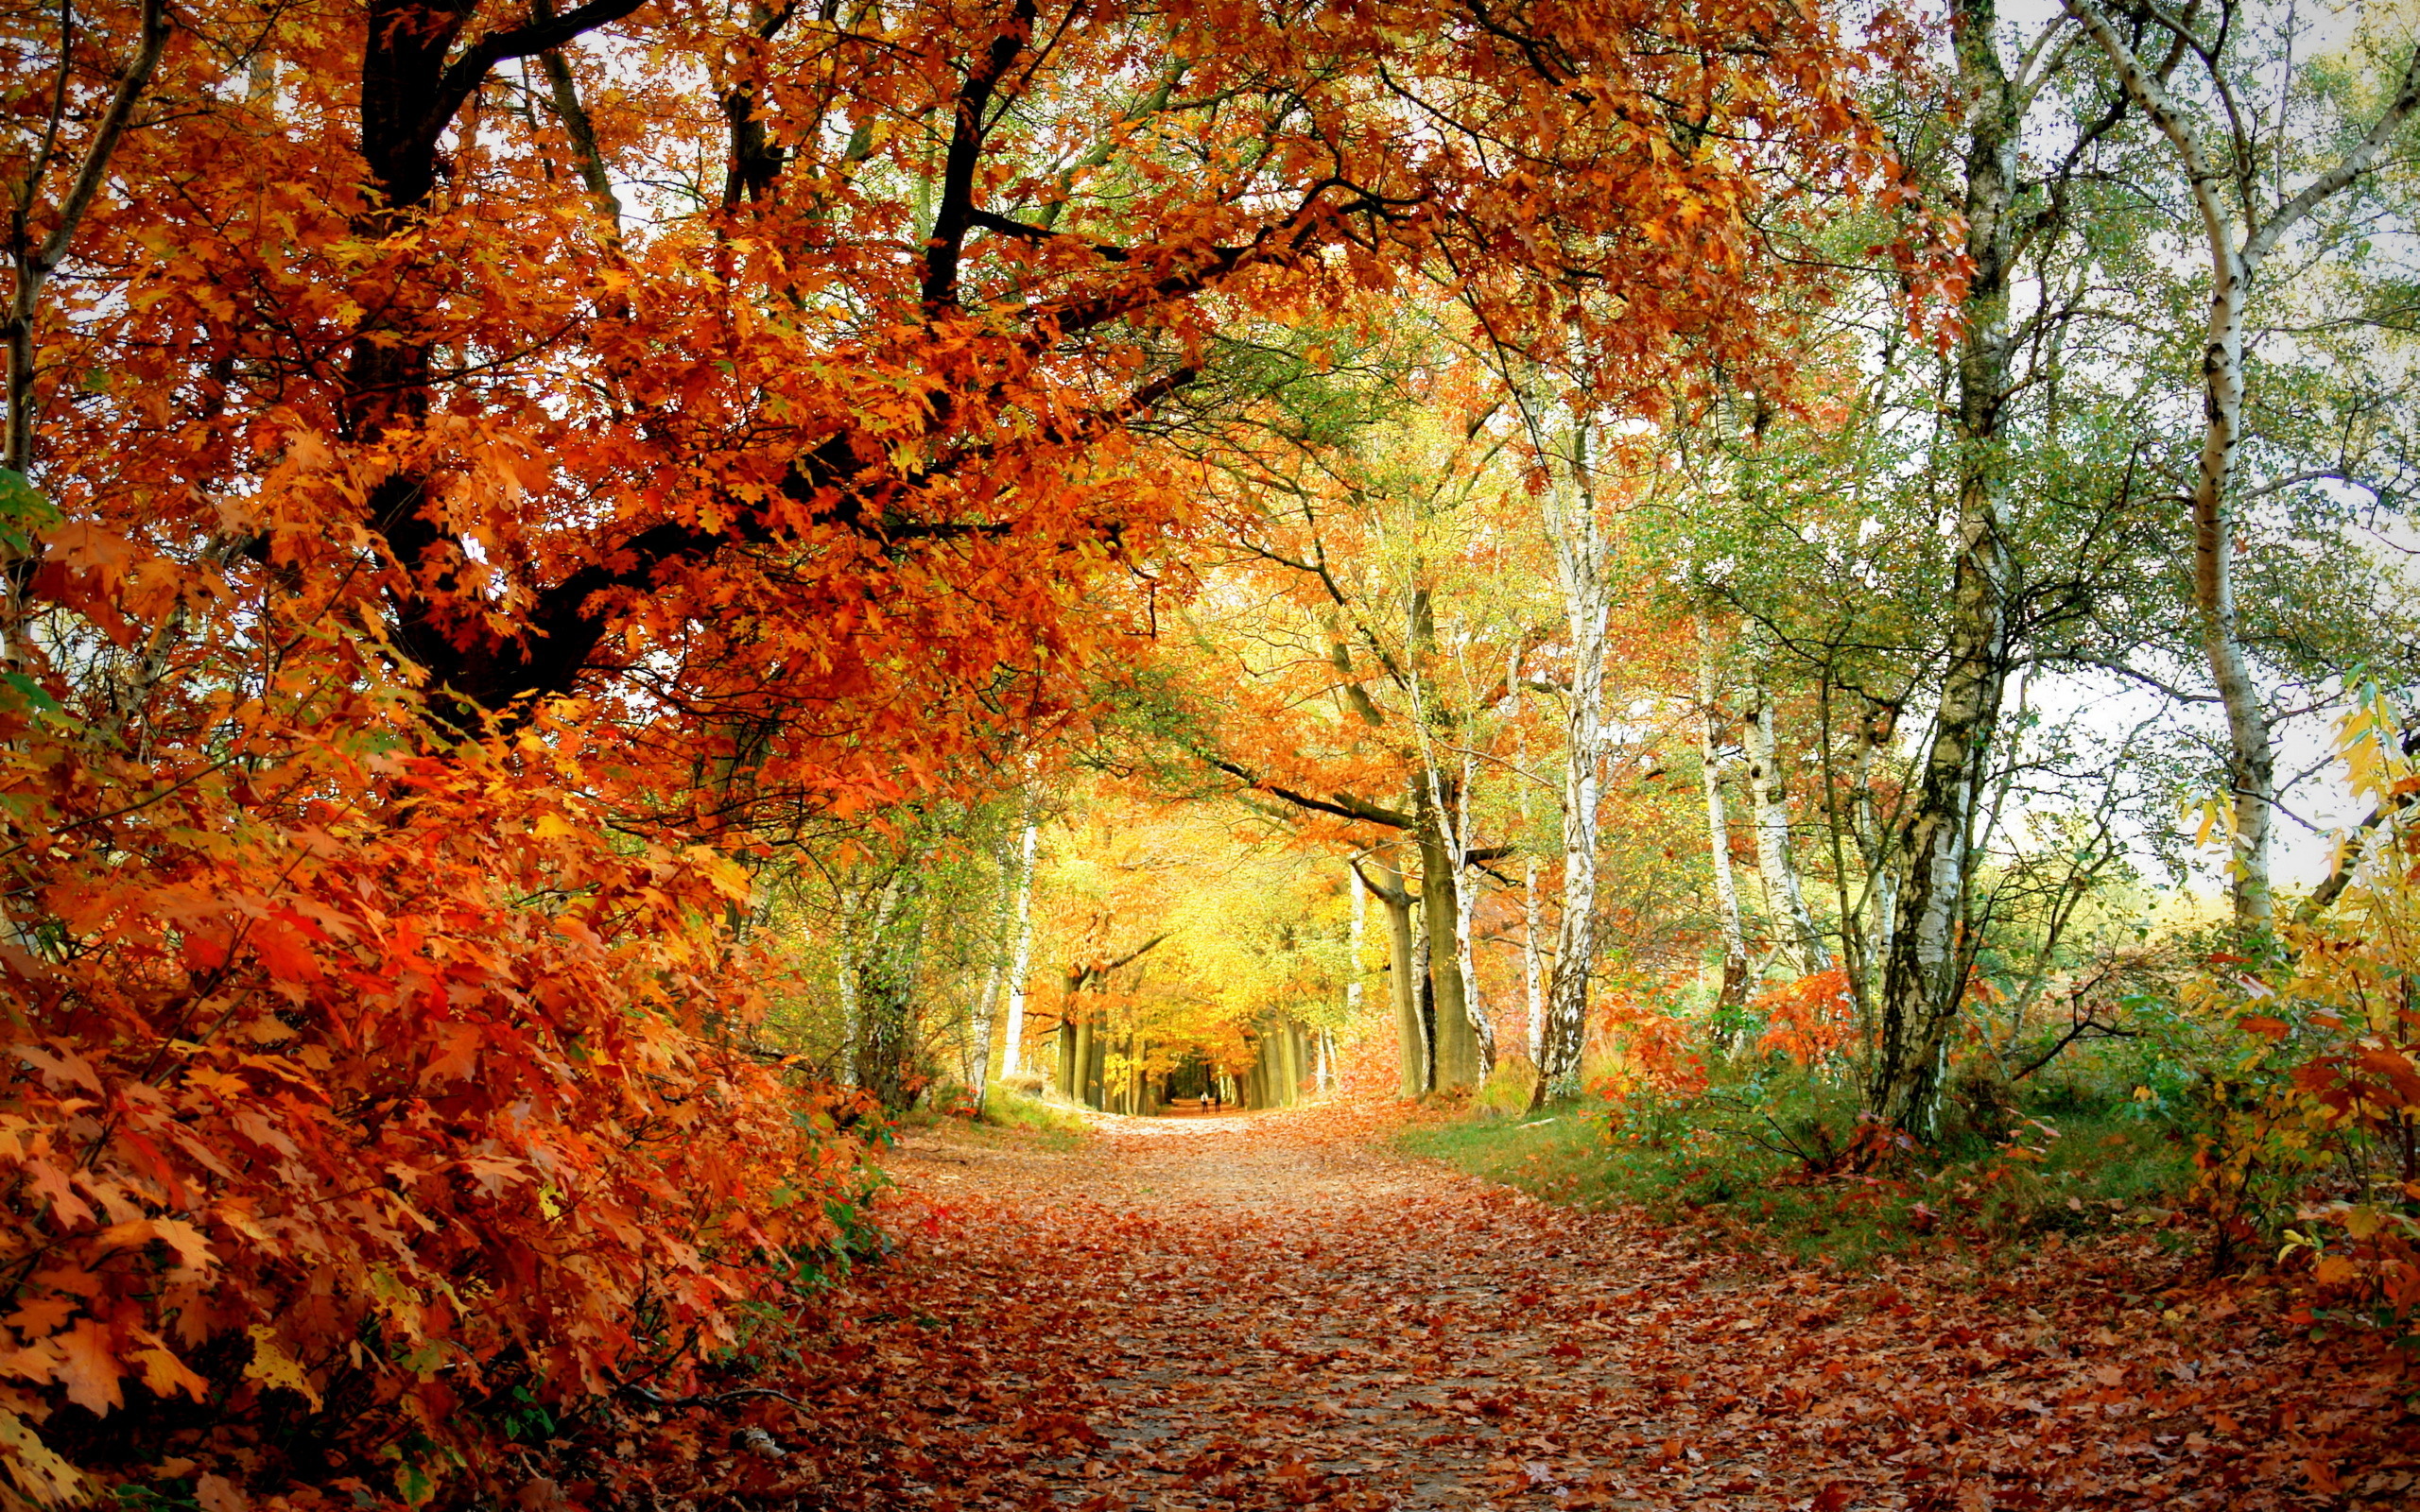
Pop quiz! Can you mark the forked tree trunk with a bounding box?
[1408,588,1482,1091]
[1419,790,1481,1091]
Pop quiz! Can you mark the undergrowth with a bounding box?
[1404,1064,2202,1272]
[974,1083,1092,1147]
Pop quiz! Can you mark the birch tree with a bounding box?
[2064,0,2420,927]
[1743,676,1834,976]
[1507,382,1614,1105]
[1867,0,2047,1131]
[999,811,1042,1077]
[1694,608,1753,1012]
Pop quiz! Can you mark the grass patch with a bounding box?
[975,1083,1091,1149]
[1401,1074,2202,1271]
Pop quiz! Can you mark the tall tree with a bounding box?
[2065,0,2420,927]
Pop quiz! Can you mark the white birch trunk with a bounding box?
[999,816,1040,1074]
[1535,418,1611,1099]
[1744,683,1831,974]
[1695,609,1751,1005]
[1511,642,1547,1061]
[1853,709,1899,990]
[1454,743,1492,1070]
[1523,856,1545,1062]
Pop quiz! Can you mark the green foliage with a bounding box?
[0,468,60,555]
[977,1083,1091,1146]
[1470,1055,1539,1119]
[1407,1060,2201,1271]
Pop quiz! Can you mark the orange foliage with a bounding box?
[0,692,864,1503]
[0,0,1917,1499]
[1589,974,1711,1103]
[1754,969,1858,1068]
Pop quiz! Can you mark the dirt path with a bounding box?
[732,1106,2414,1511]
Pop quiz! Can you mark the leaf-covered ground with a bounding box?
[621,1107,2416,1510]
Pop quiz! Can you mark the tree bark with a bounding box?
[1358,851,1427,1097]
[855,861,930,1109]
[1454,744,1495,1073]
[1695,609,1752,1012]
[1869,0,2019,1133]
[999,814,1041,1074]
[1526,393,1610,1106]
[1744,680,1832,975]
[1419,786,1482,1091]
[835,890,863,1089]
[1080,1017,1105,1109]
[1347,859,1367,1029]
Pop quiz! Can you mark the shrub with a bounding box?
[0,708,876,1509]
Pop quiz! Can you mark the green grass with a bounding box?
[973,1083,1091,1149]
[1401,1073,2202,1270]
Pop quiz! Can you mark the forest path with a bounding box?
[757,1104,2412,1511]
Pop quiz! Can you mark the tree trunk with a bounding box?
[1695,609,1751,1012]
[1082,1020,1107,1110]
[835,890,863,1088]
[1869,0,2018,1134]
[967,822,1026,1100]
[1852,699,1899,991]
[1744,680,1831,975]
[1419,790,1481,1091]
[1528,396,1610,1106]
[1347,858,1366,1029]
[1363,851,1426,1097]
[855,863,929,1109]
[999,816,1041,1074]
[1454,746,1495,1073]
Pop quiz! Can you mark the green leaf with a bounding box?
[0,673,56,714]
[0,468,60,555]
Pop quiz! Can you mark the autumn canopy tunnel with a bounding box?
[7,0,2420,1504]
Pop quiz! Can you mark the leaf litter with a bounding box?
[613,1104,2415,1510]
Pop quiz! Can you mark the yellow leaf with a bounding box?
[0,1408,87,1506]
[243,1326,321,1412]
